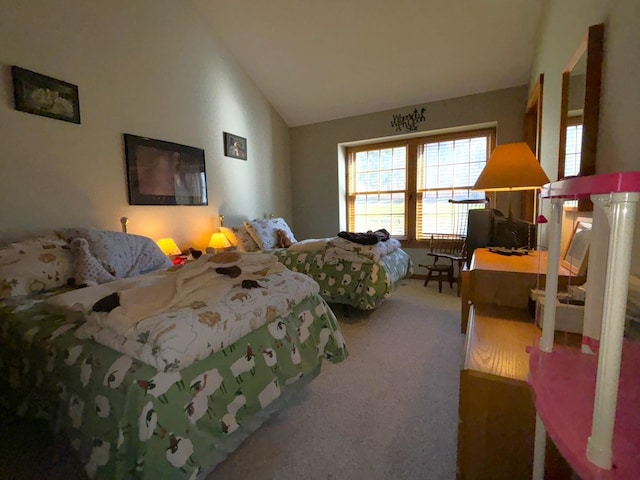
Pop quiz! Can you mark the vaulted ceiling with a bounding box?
[193,0,543,127]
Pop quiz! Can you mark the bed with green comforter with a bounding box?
[0,230,348,479]
[274,246,413,311]
[0,289,347,479]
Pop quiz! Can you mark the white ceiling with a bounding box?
[193,0,543,127]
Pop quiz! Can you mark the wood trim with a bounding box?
[346,127,496,245]
[558,23,604,212]
[523,73,544,221]
[557,71,570,181]
[580,23,604,178]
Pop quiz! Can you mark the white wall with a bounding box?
[530,0,640,273]
[0,0,292,251]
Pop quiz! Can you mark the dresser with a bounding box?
[457,251,574,479]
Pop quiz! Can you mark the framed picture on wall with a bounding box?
[124,134,208,206]
[11,66,81,124]
[223,132,247,160]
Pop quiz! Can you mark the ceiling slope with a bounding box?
[193,0,543,127]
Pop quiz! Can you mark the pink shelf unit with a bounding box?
[529,341,640,479]
[530,171,640,480]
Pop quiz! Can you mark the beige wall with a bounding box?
[289,86,529,269]
[0,0,292,251]
[530,0,640,273]
[290,86,529,241]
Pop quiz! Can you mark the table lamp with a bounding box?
[207,232,232,254]
[473,142,550,250]
[473,142,550,193]
[156,238,182,256]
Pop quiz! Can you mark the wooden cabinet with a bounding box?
[457,281,574,479]
[460,248,575,333]
[457,305,539,480]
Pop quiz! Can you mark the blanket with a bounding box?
[286,237,334,252]
[90,252,284,335]
[65,253,321,371]
[323,237,402,264]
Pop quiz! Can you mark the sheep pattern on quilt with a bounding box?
[75,269,322,372]
[0,291,348,480]
[274,248,413,310]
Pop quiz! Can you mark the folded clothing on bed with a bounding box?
[323,237,402,264]
[337,228,390,245]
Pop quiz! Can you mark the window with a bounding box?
[564,116,583,177]
[346,141,407,236]
[346,128,495,245]
[564,115,583,208]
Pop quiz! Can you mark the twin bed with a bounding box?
[0,220,410,478]
[219,217,413,311]
[0,228,348,479]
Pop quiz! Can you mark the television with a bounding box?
[466,209,537,265]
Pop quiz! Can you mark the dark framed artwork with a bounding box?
[124,134,208,206]
[223,132,247,160]
[11,66,81,124]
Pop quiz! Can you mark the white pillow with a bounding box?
[0,235,74,298]
[244,218,298,250]
[219,226,259,252]
[57,228,172,285]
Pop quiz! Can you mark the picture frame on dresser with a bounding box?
[123,133,208,206]
[11,66,81,124]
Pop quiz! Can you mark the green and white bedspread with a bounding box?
[274,248,413,310]
[0,291,348,479]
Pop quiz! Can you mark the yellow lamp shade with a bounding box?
[157,238,181,256]
[473,142,550,191]
[208,232,231,251]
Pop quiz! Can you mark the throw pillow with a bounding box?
[244,218,298,250]
[0,234,74,298]
[219,226,259,252]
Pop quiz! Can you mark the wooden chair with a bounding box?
[419,199,487,295]
[420,234,466,294]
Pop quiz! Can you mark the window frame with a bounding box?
[561,114,584,178]
[345,127,496,249]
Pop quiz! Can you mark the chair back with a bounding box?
[427,199,488,258]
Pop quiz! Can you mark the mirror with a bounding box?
[558,24,604,190]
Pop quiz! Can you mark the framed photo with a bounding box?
[561,218,592,276]
[223,132,247,160]
[124,134,208,206]
[11,66,81,124]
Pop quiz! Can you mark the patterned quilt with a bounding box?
[0,290,348,479]
[274,248,413,310]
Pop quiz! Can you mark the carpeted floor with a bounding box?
[0,278,463,479]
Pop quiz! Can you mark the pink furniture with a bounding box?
[529,172,640,480]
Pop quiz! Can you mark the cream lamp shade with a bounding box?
[208,232,231,253]
[156,238,182,256]
[473,142,550,191]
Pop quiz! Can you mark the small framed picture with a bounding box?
[11,66,81,124]
[124,134,208,206]
[223,132,247,160]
